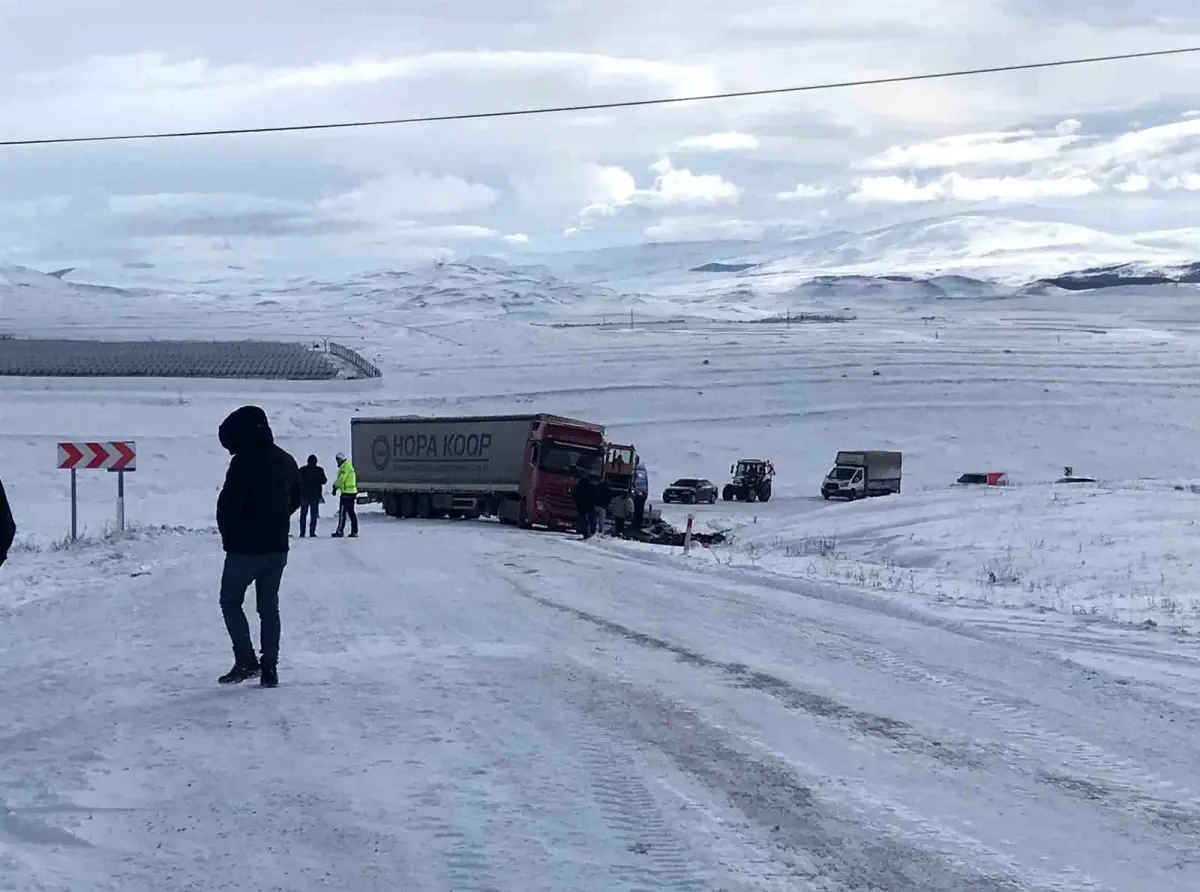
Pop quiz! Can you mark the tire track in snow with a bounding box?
[552,541,1200,838]
[505,576,982,770]
[553,663,1066,892]
[838,642,1200,836]
[553,714,713,891]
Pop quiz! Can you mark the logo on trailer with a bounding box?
[371,435,390,470]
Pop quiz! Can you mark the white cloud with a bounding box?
[504,233,530,243]
[1159,173,1200,191]
[850,176,946,203]
[675,131,760,152]
[851,172,1100,203]
[580,157,740,220]
[108,192,307,217]
[644,216,764,241]
[859,123,1083,171]
[317,171,500,220]
[776,183,829,201]
[1115,173,1151,193]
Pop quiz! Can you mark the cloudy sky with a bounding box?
[0,0,1199,274]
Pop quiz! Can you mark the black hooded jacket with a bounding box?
[0,477,15,567]
[216,406,302,554]
[298,456,327,503]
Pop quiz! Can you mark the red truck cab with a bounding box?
[519,415,606,529]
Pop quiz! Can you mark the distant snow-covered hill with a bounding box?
[4,214,1200,338]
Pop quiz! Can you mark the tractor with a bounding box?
[722,459,775,502]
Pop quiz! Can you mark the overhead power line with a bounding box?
[2,45,1198,147]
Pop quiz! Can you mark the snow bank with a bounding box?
[694,483,1200,633]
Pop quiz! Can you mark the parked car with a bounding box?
[662,477,718,504]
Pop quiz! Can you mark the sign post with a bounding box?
[57,441,137,541]
[683,514,694,554]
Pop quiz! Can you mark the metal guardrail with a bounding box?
[0,338,341,379]
[325,341,382,379]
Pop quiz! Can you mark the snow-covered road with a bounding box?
[4,514,1197,891]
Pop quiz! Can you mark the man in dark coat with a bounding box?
[215,405,301,688]
[0,476,15,569]
[297,455,326,538]
[571,475,596,540]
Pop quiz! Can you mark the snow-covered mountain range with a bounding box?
[3,214,1200,335]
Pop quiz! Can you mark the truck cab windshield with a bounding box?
[830,467,857,481]
[539,442,601,476]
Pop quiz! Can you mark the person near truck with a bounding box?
[571,475,597,540]
[592,478,613,537]
[215,405,302,688]
[297,455,327,538]
[633,460,648,530]
[0,476,15,569]
[331,452,359,538]
[612,491,634,537]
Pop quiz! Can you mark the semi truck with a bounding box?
[821,450,902,500]
[351,413,606,529]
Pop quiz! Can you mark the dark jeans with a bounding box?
[577,506,597,539]
[299,499,319,536]
[335,494,358,535]
[220,552,287,667]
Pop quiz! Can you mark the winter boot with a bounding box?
[260,663,278,688]
[219,659,260,685]
[331,530,345,538]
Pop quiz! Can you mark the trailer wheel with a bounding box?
[399,494,416,518]
[416,494,433,518]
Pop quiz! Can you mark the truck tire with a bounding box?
[722,485,735,502]
[399,494,416,518]
[416,494,433,519]
[518,500,531,529]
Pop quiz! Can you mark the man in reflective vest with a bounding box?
[331,452,359,538]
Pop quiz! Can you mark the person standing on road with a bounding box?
[592,478,613,537]
[613,491,634,537]
[633,459,649,530]
[0,476,15,569]
[297,455,326,538]
[571,475,596,540]
[215,405,301,688]
[331,452,358,538]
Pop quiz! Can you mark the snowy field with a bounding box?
[3,254,1200,889]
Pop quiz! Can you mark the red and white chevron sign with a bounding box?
[58,441,136,471]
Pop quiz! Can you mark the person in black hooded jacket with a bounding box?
[0,476,15,569]
[297,454,327,538]
[215,405,301,687]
